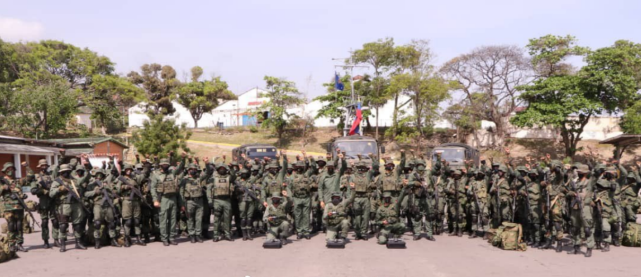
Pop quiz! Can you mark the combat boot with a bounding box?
[426,235,436,241]
[124,236,131,247]
[190,236,196,243]
[413,235,421,241]
[224,234,234,242]
[43,240,51,249]
[59,239,66,252]
[16,244,28,252]
[584,248,592,257]
[555,240,563,253]
[567,245,581,255]
[143,233,151,244]
[135,236,146,246]
[613,239,621,247]
[111,238,121,247]
[196,236,204,243]
[602,242,610,252]
[541,238,552,249]
[213,236,220,242]
[163,241,170,246]
[280,235,288,245]
[457,230,463,237]
[469,232,478,239]
[95,240,101,249]
[362,235,368,241]
[532,241,541,249]
[53,239,60,248]
[75,240,87,250]
[595,241,602,250]
[169,240,178,245]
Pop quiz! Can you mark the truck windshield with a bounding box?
[335,141,377,159]
[246,147,277,158]
[433,148,465,163]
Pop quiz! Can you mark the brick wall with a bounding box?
[93,141,125,160]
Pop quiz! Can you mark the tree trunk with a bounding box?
[392,94,399,140]
[375,107,379,141]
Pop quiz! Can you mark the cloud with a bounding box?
[0,17,44,42]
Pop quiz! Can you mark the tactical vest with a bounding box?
[0,178,22,211]
[120,176,138,198]
[596,190,614,218]
[526,182,541,205]
[473,180,488,199]
[571,181,592,210]
[326,204,347,225]
[352,173,368,193]
[292,175,311,197]
[379,203,399,224]
[213,175,231,197]
[496,178,511,201]
[157,174,178,195]
[267,205,287,225]
[184,178,203,198]
[382,174,399,192]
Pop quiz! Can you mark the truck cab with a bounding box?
[430,143,479,169]
[327,136,381,166]
[232,144,278,161]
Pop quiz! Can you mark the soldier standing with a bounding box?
[116,164,148,247]
[236,168,259,241]
[446,170,467,237]
[85,169,121,249]
[351,156,377,240]
[541,160,567,252]
[287,161,313,239]
[29,159,58,248]
[180,163,207,243]
[150,153,185,246]
[467,169,489,239]
[0,162,29,252]
[49,163,89,252]
[206,162,237,242]
[567,165,595,257]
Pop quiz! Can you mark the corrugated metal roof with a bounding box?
[0,144,57,155]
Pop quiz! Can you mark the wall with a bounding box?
[93,141,126,160]
[75,113,92,129]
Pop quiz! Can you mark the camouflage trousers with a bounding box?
[37,206,59,242]
[3,210,24,247]
[378,221,406,244]
[570,206,595,249]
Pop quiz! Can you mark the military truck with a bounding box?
[231,143,278,161]
[430,143,480,169]
[327,136,383,166]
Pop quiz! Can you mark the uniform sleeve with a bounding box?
[49,181,61,198]
[150,174,160,202]
[317,176,325,203]
[206,181,214,205]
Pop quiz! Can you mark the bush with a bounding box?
[249,126,259,133]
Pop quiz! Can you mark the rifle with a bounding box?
[55,178,91,213]
[118,176,153,209]
[471,185,484,232]
[454,179,460,232]
[522,178,531,229]
[495,179,502,225]
[97,180,123,229]
[235,181,259,202]
[9,191,42,229]
[594,193,605,243]
[544,172,551,235]
[433,175,441,233]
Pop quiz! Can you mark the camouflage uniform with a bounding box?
[180,163,207,243]
[116,164,148,246]
[263,195,293,244]
[84,169,120,249]
[236,169,258,241]
[467,170,490,238]
[0,162,28,252]
[541,161,567,251]
[150,157,185,246]
[446,171,467,236]
[323,192,356,241]
[287,162,313,239]
[376,190,407,244]
[567,165,595,257]
[205,163,236,241]
[49,164,89,252]
[29,159,59,248]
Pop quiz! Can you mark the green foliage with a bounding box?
[257,76,304,146]
[620,101,641,134]
[314,74,373,130]
[87,75,144,134]
[128,63,179,116]
[249,126,259,133]
[132,114,192,156]
[177,66,236,128]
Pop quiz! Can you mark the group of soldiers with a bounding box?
[1,148,639,258]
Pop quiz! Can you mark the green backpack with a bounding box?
[0,235,17,263]
[622,222,641,247]
[492,222,527,251]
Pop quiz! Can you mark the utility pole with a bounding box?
[332,57,368,137]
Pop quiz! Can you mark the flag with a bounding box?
[349,102,362,136]
[335,72,344,91]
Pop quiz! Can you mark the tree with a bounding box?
[87,75,144,134]
[442,101,482,142]
[258,76,304,146]
[620,100,641,134]
[127,63,180,116]
[441,45,531,148]
[351,38,396,139]
[131,115,192,156]
[314,74,372,131]
[176,66,236,128]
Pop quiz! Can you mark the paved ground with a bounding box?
[4,205,641,277]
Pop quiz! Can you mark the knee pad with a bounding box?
[108,221,116,230]
[94,220,102,230]
[134,218,141,226]
[584,228,592,238]
[60,223,69,231]
[240,219,247,227]
[51,218,59,227]
[126,219,133,227]
[603,231,611,238]
[72,223,82,230]
[7,221,17,232]
[554,222,562,231]
[58,215,70,224]
[42,219,49,227]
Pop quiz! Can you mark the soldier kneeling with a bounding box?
[263,194,293,248]
[376,189,407,246]
[323,186,356,247]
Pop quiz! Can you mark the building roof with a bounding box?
[45,137,129,149]
[599,134,641,146]
[0,144,58,155]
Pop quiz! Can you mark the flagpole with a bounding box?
[332,58,368,137]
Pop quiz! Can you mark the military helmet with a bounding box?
[37,159,49,167]
[382,192,392,198]
[1,162,15,172]
[516,166,527,172]
[492,162,500,167]
[330,192,342,199]
[572,162,583,170]
[58,164,72,173]
[230,161,239,166]
[91,168,107,177]
[216,163,230,170]
[528,169,539,175]
[452,170,462,176]
[239,168,250,175]
[75,164,86,171]
[295,161,305,168]
[576,164,590,174]
[476,169,486,176]
[406,160,416,168]
[384,158,394,166]
[415,159,426,167]
[135,163,144,170]
[606,166,617,173]
[188,163,199,170]
[498,165,508,173]
[271,194,282,204]
[123,164,134,171]
[627,172,636,180]
[596,179,611,189]
[355,161,368,168]
[159,158,170,166]
[251,165,260,171]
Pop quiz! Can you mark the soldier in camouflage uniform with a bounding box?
[427,157,447,235]
[50,163,89,252]
[406,167,434,241]
[263,194,294,244]
[467,169,489,239]
[540,160,567,252]
[29,159,59,248]
[518,169,543,247]
[489,165,513,229]
[287,161,313,239]
[261,153,288,206]
[116,164,147,247]
[85,168,121,249]
[236,168,258,241]
[249,163,266,235]
[446,170,467,236]
[376,189,408,244]
[619,170,640,227]
[180,163,208,243]
[594,178,618,253]
[0,162,29,252]
[566,164,595,257]
[206,162,237,242]
[150,154,185,246]
[318,153,347,210]
[350,157,377,240]
[323,189,356,242]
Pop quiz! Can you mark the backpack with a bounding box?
[22,216,33,234]
[622,222,641,247]
[492,222,527,251]
[0,235,17,263]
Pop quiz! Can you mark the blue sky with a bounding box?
[2,0,640,101]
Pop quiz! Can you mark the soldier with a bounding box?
[467,169,489,239]
[85,168,121,249]
[318,152,347,210]
[427,157,447,235]
[446,170,467,237]
[236,168,259,241]
[261,152,288,205]
[287,161,313,239]
[406,169,434,241]
[378,152,402,203]
[350,156,377,240]
[116,164,148,247]
[263,194,294,245]
[50,163,89,252]
[594,178,618,253]
[375,189,408,245]
[619,169,641,227]
[0,162,29,252]
[180,163,207,243]
[541,160,567,252]
[150,153,185,246]
[566,164,595,257]
[206,162,237,242]
[29,159,59,248]
[489,165,513,229]
[518,169,542,247]
[323,189,356,242]
[249,163,266,235]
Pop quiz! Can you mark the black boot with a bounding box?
[213,236,220,242]
[190,236,196,243]
[532,241,540,249]
[280,235,288,245]
[111,238,121,247]
[169,240,178,245]
[602,242,610,252]
[124,236,131,248]
[95,240,101,249]
[196,236,204,243]
[242,229,248,241]
[541,238,552,249]
[44,240,51,249]
[595,241,602,250]
[555,240,563,253]
[567,245,581,255]
[16,244,28,252]
[59,239,66,253]
[584,248,592,257]
[53,239,60,248]
[144,233,151,244]
[75,240,87,250]
[135,236,146,246]
[426,235,436,241]
[224,234,234,242]
[413,235,421,241]
[163,241,170,246]
[469,231,478,239]
[613,239,621,247]
[457,230,463,237]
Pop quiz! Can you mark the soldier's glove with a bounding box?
[10,194,18,200]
